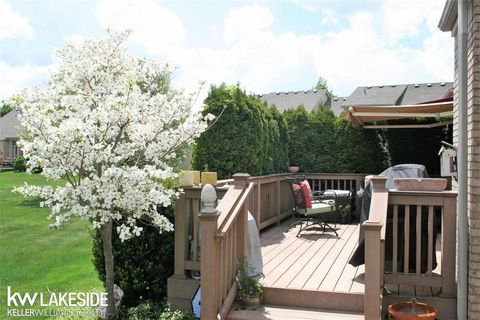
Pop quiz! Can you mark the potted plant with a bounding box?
[288,162,299,173]
[235,259,263,307]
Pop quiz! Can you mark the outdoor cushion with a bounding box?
[301,180,313,208]
[304,201,333,216]
[324,189,351,197]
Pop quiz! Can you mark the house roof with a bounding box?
[0,110,20,140]
[346,84,408,106]
[258,89,330,112]
[398,82,453,105]
[332,82,453,110]
[257,82,453,116]
[330,97,350,115]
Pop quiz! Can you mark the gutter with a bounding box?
[439,0,458,32]
[457,0,468,319]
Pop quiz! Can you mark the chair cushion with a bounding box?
[324,190,352,198]
[304,201,334,216]
[301,180,313,208]
[291,183,306,208]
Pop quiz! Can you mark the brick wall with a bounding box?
[467,1,480,318]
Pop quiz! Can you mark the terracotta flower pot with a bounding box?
[388,301,438,320]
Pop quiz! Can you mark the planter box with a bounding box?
[392,178,448,191]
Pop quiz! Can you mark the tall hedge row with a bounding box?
[283,106,387,173]
[192,84,289,179]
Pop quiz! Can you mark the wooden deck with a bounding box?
[260,219,364,294]
[228,305,363,320]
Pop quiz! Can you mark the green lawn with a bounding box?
[0,172,103,319]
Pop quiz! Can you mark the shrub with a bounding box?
[120,301,194,320]
[13,156,26,172]
[334,118,388,173]
[284,106,337,172]
[192,84,288,178]
[92,206,174,307]
[284,107,388,174]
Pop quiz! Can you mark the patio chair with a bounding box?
[285,176,338,237]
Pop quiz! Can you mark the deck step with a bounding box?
[227,305,364,320]
[263,286,364,313]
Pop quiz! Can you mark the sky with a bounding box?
[0,0,453,99]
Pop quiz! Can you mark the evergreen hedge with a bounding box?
[284,106,387,173]
[192,84,289,178]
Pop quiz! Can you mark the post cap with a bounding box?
[201,184,217,214]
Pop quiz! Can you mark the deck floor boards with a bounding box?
[227,305,364,320]
[260,219,364,294]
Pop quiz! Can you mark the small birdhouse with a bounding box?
[438,146,457,177]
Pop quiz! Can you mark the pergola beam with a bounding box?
[350,111,453,118]
[363,120,453,129]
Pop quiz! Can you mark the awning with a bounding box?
[346,101,453,129]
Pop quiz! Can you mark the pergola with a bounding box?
[346,101,453,129]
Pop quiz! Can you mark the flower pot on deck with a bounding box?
[388,300,438,320]
[288,165,299,173]
[238,293,262,307]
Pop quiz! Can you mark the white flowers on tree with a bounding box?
[13,30,212,318]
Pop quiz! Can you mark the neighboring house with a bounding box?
[258,89,330,112]
[0,109,21,161]
[439,1,480,319]
[259,82,453,116]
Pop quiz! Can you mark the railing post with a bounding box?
[276,177,281,222]
[364,220,383,320]
[199,184,220,320]
[441,195,457,297]
[173,195,187,279]
[233,173,250,258]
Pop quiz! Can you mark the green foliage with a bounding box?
[236,258,263,299]
[13,156,26,172]
[192,84,288,179]
[284,107,387,173]
[313,76,332,95]
[158,303,195,320]
[121,301,194,320]
[334,118,388,173]
[0,102,13,117]
[383,118,453,175]
[92,206,174,307]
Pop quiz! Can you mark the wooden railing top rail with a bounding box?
[216,186,243,228]
[217,182,255,237]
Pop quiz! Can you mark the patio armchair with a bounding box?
[285,175,338,237]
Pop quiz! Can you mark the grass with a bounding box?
[0,172,103,319]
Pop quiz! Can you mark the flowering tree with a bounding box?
[14,31,211,318]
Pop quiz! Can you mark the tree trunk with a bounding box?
[100,220,115,319]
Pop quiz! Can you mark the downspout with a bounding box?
[457,0,468,318]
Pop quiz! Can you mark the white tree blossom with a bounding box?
[14,30,211,241]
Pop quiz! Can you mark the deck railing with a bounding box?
[169,172,368,314]
[364,176,457,319]
[173,173,367,276]
[199,173,254,319]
